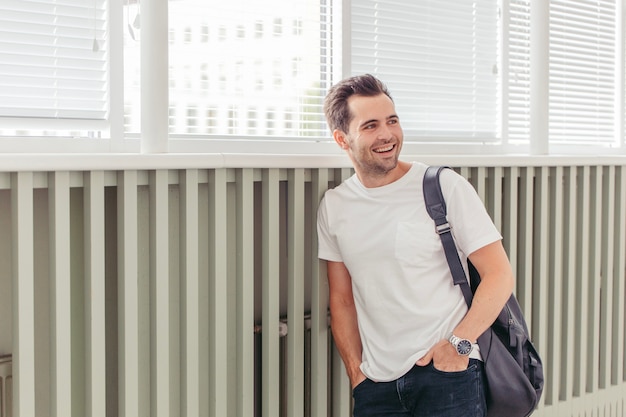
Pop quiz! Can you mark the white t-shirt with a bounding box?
[317,162,502,382]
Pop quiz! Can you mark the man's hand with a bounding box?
[350,368,368,389]
[415,339,469,372]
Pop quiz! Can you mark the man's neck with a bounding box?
[356,161,412,188]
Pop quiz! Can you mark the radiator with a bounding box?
[0,355,11,417]
[0,164,625,417]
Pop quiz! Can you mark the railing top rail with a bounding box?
[0,153,625,172]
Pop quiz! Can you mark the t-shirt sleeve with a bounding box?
[441,170,502,256]
[316,194,343,262]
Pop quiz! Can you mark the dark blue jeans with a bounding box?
[352,359,486,417]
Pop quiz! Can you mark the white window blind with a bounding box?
[505,0,531,144]
[0,0,108,129]
[124,0,334,140]
[549,0,618,146]
[351,0,500,142]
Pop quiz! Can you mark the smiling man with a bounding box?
[317,74,515,417]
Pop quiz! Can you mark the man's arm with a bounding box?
[454,239,515,341]
[327,260,367,388]
[417,240,515,370]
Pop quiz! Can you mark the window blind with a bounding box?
[549,0,618,146]
[123,0,334,139]
[0,0,108,125]
[351,0,500,142]
[505,0,531,144]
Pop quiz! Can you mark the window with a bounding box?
[350,0,624,152]
[351,0,500,143]
[0,0,625,155]
[140,0,333,142]
[0,0,109,138]
[504,0,622,150]
[549,0,619,147]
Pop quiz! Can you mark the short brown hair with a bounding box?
[323,74,392,134]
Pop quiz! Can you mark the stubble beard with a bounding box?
[346,133,403,181]
[357,148,400,178]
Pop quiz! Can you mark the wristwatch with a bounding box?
[448,334,474,356]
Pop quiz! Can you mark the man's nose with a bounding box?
[377,124,393,139]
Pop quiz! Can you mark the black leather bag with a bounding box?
[423,166,544,417]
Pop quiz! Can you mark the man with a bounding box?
[317,74,515,417]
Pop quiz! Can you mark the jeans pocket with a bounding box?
[352,378,370,395]
[429,360,478,376]
[421,360,485,413]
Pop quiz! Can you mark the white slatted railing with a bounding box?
[0,163,624,417]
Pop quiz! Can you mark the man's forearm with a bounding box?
[453,272,513,342]
[326,260,366,387]
[453,241,515,342]
[330,301,365,385]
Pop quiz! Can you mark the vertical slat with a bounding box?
[287,169,305,417]
[614,167,626,384]
[180,169,204,417]
[0,357,12,417]
[599,166,615,389]
[197,170,211,416]
[458,167,471,184]
[490,167,503,231]
[518,167,534,318]
[261,168,281,417]
[561,166,578,401]
[84,171,107,417]
[236,169,255,417]
[587,167,602,393]
[474,166,488,206]
[49,171,73,417]
[574,166,590,396]
[150,170,173,417]
[502,167,519,277]
[310,168,329,417]
[331,167,353,417]
[547,166,564,406]
[209,168,229,417]
[11,171,36,417]
[118,170,147,417]
[533,167,550,407]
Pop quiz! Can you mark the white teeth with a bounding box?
[374,145,393,153]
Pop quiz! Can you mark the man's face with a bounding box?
[335,93,404,182]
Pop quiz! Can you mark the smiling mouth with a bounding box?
[373,144,394,153]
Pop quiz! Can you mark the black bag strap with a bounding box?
[423,166,474,307]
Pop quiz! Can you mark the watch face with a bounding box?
[457,339,472,356]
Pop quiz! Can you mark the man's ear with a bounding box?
[333,129,349,150]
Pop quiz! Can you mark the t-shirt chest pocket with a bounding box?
[395,221,441,266]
